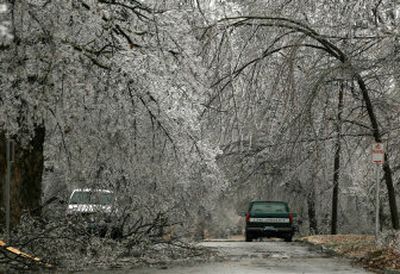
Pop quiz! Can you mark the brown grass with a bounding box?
[301,235,400,271]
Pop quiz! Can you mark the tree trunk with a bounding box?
[331,83,344,234]
[0,125,45,229]
[355,75,400,230]
[0,134,6,231]
[307,188,319,234]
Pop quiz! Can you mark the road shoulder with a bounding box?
[299,235,400,273]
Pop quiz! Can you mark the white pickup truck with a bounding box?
[66,188,122,239]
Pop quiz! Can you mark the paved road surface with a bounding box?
[76,239,372,274]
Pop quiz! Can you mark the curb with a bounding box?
[299,239,400,274]
[318,244,338,257]
[385,269,400,274]
[296,239,338,257]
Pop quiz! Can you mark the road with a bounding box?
[75,239,372,274]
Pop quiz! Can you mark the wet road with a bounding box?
[75,239,372,274]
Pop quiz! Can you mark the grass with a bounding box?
[301,234,400,272]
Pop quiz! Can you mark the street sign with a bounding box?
[372,143,384,164]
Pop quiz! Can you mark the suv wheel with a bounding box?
[245,232,253,242]
[284,235,292,242]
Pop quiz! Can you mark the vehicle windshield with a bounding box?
[69,191,113,205]
[250,202,288,213]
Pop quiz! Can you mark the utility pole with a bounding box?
[375,163,380,240]
[5,138,14,242]
[371,143,384,241]
[331,82,344,235]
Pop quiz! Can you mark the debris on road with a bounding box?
[0,240,53,269]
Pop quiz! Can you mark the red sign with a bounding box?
[372,143,384,164]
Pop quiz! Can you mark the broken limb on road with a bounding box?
[0,240,52,269]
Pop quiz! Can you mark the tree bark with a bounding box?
[0,134,6,231]
[307,188,319,234]
[0,125,45,229]
[331,83,344,234]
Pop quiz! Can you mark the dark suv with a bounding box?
[244,201,296,242]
